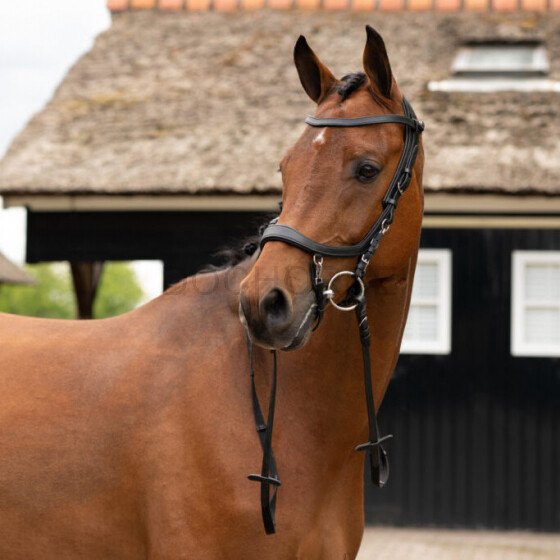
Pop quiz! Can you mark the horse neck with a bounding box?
[162,263,377,460]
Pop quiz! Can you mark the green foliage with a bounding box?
[0,262,145,319]
[0,263,74,318]
[94,262,144,319]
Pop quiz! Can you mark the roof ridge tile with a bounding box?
[107,0,560,9]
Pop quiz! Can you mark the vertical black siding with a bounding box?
[365,228,560,532]
[27,210,269,287]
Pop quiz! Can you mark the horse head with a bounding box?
[240,26,424,351]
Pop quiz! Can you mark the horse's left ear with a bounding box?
[363,25,393,99]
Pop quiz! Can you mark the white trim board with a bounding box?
[1,194,282,212]
[3,193,560,225]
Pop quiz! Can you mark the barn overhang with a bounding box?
[4,192,560,230]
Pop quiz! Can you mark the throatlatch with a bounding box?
[248,96,424,534]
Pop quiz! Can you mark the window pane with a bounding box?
[412,263,439,299]
[463,46,534,71]
[401,249,451,355]
[525,264,560,301]
[524,308,560,343]
[453,44,548,75]
[404,305,438,341]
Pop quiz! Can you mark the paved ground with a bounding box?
[356,528,560,560]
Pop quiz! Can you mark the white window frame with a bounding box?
[452,44,549,76]
[428,43,554,93]
[401,249,452,355]
[511,251,560,358]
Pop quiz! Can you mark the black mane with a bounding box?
[198,219,271,273]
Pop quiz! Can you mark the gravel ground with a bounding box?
[357,528,560,560]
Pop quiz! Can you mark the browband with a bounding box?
[305,114,422,130]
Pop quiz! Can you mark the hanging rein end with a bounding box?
[247,474,281,535]
[352,293,394,488]
[355,435,393,488]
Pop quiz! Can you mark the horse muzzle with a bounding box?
[239,285,317,351]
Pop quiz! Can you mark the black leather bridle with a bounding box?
[247,97,424,534]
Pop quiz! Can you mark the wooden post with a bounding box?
[70,262,104,319]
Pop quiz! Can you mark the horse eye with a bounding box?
[356,163,380,183]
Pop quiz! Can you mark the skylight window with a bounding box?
[452,43,549,76]
[428,41,558,93]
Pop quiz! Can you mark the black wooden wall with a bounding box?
[365,228,560,532]
[27,210,269,287]
[27,212,560,531]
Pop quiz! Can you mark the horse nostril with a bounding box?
[259,288,292,332]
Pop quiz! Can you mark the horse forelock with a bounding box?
[337,73,366,101]
[336,72,393,111]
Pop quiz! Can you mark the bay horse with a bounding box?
[0,27,423,560]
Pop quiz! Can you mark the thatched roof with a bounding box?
[0,10,559,196]
[0,253,34,285]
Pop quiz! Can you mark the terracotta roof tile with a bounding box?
[131,0,157,8]
[107,0,560,9]
[492,0,517,10]
[409,0,433,10]
[186,0,212,9]
[378,0,405,10]
[298,0,321,7]
[436,0,461,10]
[350,0,376,10]
[324,0,350,9]
[464,0,488,10]
[107,0,560,8]
[213,0,238,10]
[107,0,129,10]
[522,0,546,10]
[241,0,266,8]
[158,0,185,9]
[268,0,292,8]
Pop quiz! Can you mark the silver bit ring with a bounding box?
[325,271,365,312]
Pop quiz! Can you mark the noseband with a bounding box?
[247,97,424,534]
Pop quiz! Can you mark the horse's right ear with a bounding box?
[294,36,337,104]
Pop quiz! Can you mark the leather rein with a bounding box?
[247,97,424,534]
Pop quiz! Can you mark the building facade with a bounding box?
[1,3,559,530]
